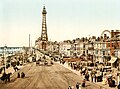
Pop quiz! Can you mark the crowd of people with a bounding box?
[59,60,120,89]
[68,81,86,89]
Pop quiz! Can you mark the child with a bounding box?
[21,72,25,78]
[17,72,20,78]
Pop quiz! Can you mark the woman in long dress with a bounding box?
[79,83,82,89]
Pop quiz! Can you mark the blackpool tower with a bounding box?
[35,6,48,50]
[40,6,48,50]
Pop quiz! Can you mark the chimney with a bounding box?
[104,34,107,40]
[116,30,120,36]
[92,36,96,39]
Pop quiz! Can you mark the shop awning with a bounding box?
[108,56,117,63]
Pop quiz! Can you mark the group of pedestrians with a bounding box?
[17,72,25,78]
[64,61,120,89]
[68,81,86,89]
[68,62,80,71]
[13,66,20,72]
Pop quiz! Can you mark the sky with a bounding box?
[0,0,120,47]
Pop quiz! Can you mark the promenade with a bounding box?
[0,53,119,89]
[58,61,118,89]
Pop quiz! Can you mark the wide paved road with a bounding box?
[0,62,103,89]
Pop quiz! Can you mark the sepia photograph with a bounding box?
[0,0,120,89]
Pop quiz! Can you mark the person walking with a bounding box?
[76,82,79,89]
[118,82,120,89]
[85,72,89,81]
[79,83,82,89]
[17,72,20,78]
[21,72,25,78]
[82,78,86,87]
[68,86,72,89]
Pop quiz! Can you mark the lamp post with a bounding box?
[91,42,95,68]
[3,45,7,73]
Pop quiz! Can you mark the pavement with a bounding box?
[1,62,97,89]
[57,61,118,89]
[0,60,118,89]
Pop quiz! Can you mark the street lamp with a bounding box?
[3,45,7,73]
[91,42,95,68]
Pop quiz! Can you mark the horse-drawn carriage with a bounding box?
[0,72,12,83]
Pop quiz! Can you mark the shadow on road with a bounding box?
[9,78,17,83]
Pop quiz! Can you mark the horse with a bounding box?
[0,72,12,83]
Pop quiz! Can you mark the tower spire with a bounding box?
[40,5,48,50]
[42,5,47,14]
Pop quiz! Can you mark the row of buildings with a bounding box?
[36,30,120,68]
[34,6,120,68]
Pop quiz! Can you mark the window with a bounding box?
[95,50,98,54]
[103,51,105,55]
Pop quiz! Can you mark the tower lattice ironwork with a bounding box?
[40,6,48,50]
